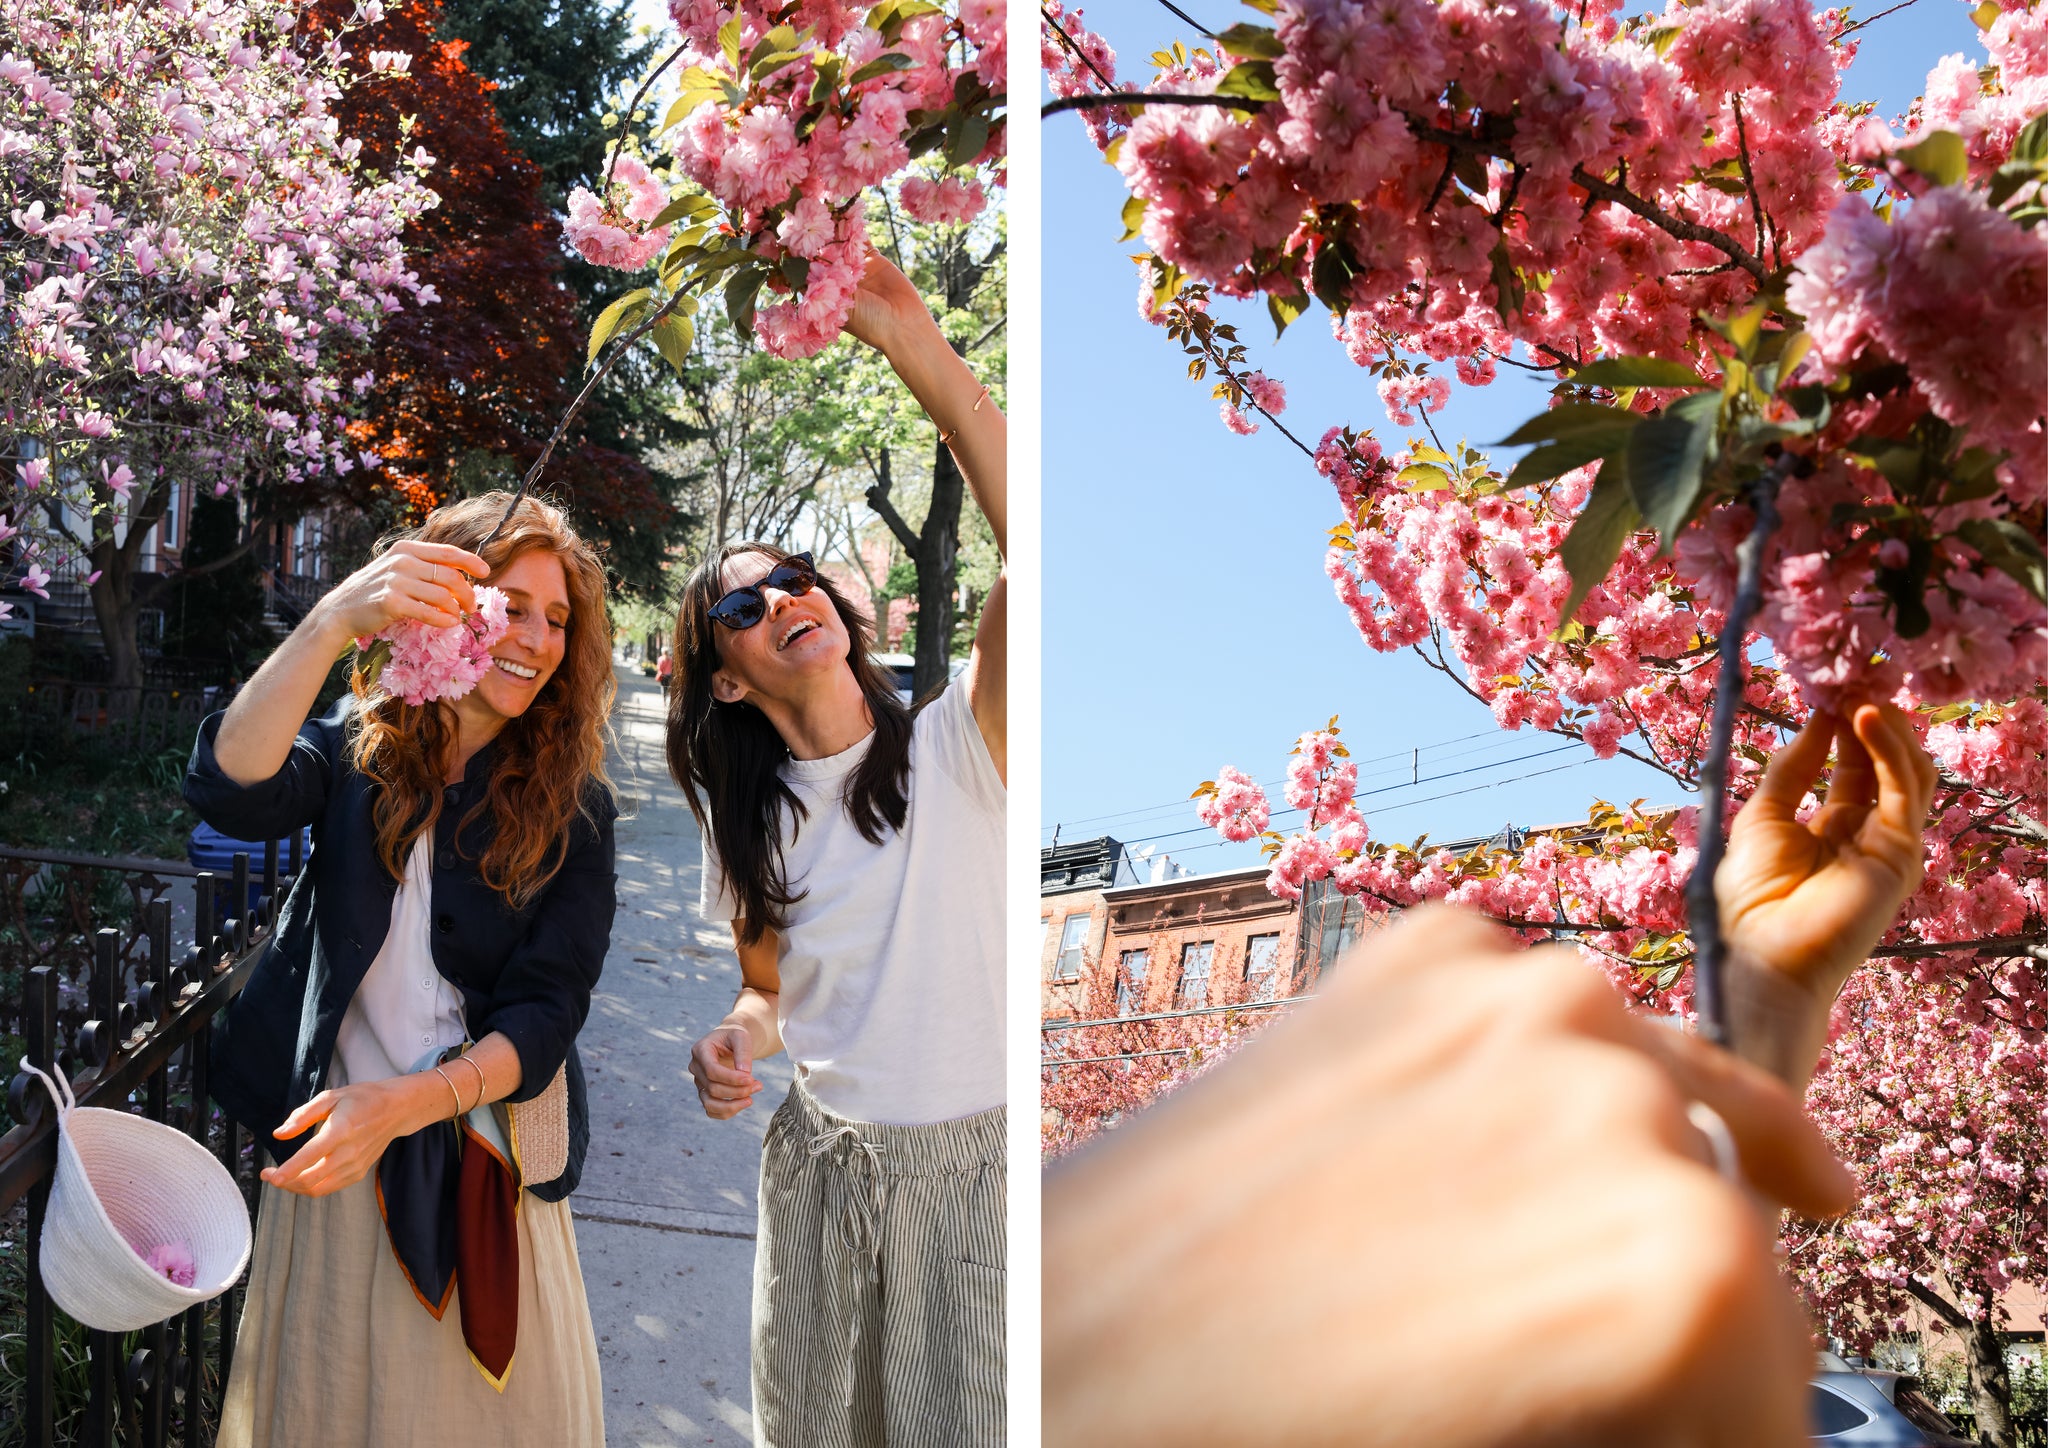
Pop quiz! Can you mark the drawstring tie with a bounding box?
[807,1120,888,1407]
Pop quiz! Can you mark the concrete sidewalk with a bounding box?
[575,663,788,1447]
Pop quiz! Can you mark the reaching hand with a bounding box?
[315,538,488,645]
[1719,701,1938,1002]
[839,250,935,359]
[1044,906,1854,1448]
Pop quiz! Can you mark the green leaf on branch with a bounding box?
[1956,518,2048,603]
[1268,289,1308,338]
[718,15,744,66]
[848,53,914,85]
[661,68,735,131]
[649,312,695,378]
[1214,59,1281,103]
[1240,0,1279,13]
[780,254,811,291]
[809,55,844,104]
[1624,390,1720,547]
[1398,463,1453,490]
[1500,403,1641,487]
[946,111,991,168]
[752,49,809,80]
[1119,195,1148,242]
[1488,239,1526,325]
[587,287,653,370]
[1215,22,1283,56]
[1897,130,1968,187]
[1556,461,1642,629]
[649,192,718,229]
[1874,535,1935,638]
[2012,111,2048,165]
[1570,355,1708,390]
[1310,243,1355,314]
[1499,402,1643,448]
[725,267,767,337]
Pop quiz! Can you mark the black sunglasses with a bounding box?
[708,552,817,630]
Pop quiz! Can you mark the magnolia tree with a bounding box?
[0,0,438,684]
[1045,0,2045,1431]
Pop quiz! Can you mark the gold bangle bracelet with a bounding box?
[454,1053,488,1112]
[431,1064,466,1120]
[937,387,992,447]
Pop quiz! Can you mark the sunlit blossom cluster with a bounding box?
[358,585,509,706]
[560,0,1004,359]
[0,0,437,614]
[1048,0,2047,707]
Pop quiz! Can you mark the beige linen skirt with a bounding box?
[218,1174,605,1448]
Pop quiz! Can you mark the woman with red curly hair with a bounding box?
[184,493,617,1446]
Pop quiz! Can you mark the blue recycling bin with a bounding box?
[187,822,310,913]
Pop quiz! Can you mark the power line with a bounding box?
[1155,755,1607,858]
[1105,741,1590,850]
[1042,727,1513,836]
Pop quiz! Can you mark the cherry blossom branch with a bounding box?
[1041,91,1261,117]
[1684,454,1796,1048]
[599,42,689,196]
[479,287,692,550]
[1868,935,2048,961]
[1041,5,1120,95]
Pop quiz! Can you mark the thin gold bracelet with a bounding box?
[431,1064,466,1120]
[454,1053,488,1112]
[938,385,993,447]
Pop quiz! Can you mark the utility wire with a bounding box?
[1042,727,1517,836]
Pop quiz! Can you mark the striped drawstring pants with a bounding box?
[751,1077,1006,1448]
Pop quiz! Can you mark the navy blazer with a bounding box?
[182,699,617,1201]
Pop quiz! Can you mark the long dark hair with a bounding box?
[666,542,911,944]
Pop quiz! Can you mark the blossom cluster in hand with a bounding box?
[560,0,1004,359]
[0,0,437,600]
[358,587,511,707]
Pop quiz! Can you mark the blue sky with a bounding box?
[1040,0,1981,875]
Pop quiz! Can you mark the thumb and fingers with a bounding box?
[1634,1019,1857,1219]
[1852,703,1938,870]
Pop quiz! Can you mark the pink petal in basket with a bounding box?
[144,1241,196,1287]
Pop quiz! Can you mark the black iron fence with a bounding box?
[11,684,212,757]
[0,842,300,1051]
[0,848,276,1447]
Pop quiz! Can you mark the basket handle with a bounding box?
[18,1057,75,1116]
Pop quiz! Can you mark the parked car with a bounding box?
[1811,1353,1975,1446]
[872,653,972,706]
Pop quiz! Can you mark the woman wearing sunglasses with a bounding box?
[665,251,1006,1446]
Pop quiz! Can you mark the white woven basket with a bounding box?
[23,1060,253,1332]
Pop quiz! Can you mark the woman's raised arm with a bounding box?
[211,539,487,786]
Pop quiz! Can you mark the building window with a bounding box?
[160,480,181,551]
[1177,941,1214,1008]
[1115,949,1149,1015]
[1245,932,1282,1001]
[1053,913,1088,981]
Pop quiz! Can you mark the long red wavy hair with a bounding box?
[349,493,615,909]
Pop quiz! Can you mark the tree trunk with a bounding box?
[1963,1310,2017,1448]
[910,431,963,698]
[88,534,145,691]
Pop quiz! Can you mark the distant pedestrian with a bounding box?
[655,646,673,697]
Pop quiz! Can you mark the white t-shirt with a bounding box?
[332,835,468,1087]
[700,679,1005,1125]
